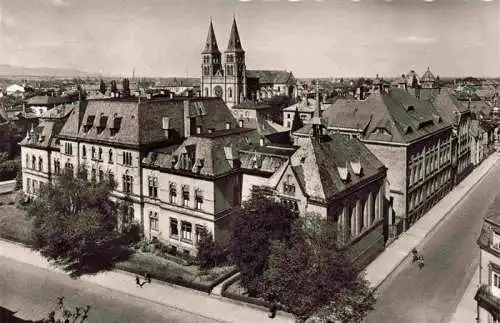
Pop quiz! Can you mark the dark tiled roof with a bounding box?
[239,116,283,137]
[323,88,451,144]
[420,68,436,82]
[226,18,244,53]
[40,105,74,120]
[240,144,296,174]
[202,20,221,55]
[247,70,295,84]
[58,97,238,147]
[25,95,73,106]
[144,129,259,177]
[285,134,386,201]
[20,119,65,149]
[431,89,470,125]
[154,78,200,88]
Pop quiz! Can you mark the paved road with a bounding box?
[0,255,221,323]
[365,160,500,323]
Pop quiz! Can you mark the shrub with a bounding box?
[197,227,227,269]
[0,159,20,181]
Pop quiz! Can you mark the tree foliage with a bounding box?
[110,80,118,94]
[196,227,227,269]
[263,215,375,322]
[229,187,294,295]
[122,78,130,97]
[39,296,90,323]
[26,166,135,277]
[99,79,106,95]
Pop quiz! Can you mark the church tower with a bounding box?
[201,19,223,98]
[223,17,246,107]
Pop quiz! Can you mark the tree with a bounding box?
[290,107,304,133]
[99,79,106,95]
[196,227,226,269]
[229,186,295,295]
[263,215,375,322]
[26,166,135,277]
[122,78,130,97]
[40,296,90,323]
[110,80,118,96]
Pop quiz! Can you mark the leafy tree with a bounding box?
[122,78,130,97]
[110,80,118,96]
[263,215,375,322]
[290,107,304,133]
[15,170,22,190]
[99,79,106,95]
[26,166,135,277]
[40,296,90,323]
[196,227,226,269]
[229,186,294,295]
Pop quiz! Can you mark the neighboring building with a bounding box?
[6,84,25,97]
[476,209,500,322]
[323,87,453,236]
[152,78,200,96]
[470,120,489,165]
[241,120,388,268]
[20,106,73,198]
[200,18,296,108]
[420,67,437,89]
[25,95,76,117]
[141,127,259,255]
[432,89,472,183]
[21,97,240,232]
[282,97,332,129]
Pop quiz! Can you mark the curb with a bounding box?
[372,155,498,291]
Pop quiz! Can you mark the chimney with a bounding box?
[225,122,231,130]
[170,92,174,99]
[238,120,244,127]
[183,100,191,138]
[259,138,264,147]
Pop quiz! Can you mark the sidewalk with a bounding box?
[365,153,499,290]
[449,266,479,323]
[0,239,294,323]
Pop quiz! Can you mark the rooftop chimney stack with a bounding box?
[183,100,191,138]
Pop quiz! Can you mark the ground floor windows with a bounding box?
[181,221,192,241]
[170,218,178,237]
[149,211,159,232]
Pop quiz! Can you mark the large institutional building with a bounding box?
[200,18,297,108]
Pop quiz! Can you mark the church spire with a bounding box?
[202,18,220,54]
[226,16,244,52]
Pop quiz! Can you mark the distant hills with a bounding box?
[0,64,93,77]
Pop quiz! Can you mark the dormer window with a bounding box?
[283,175,296,196]
[97,115,108,134]
[110,116,122,136]
[84,115,95,133]
[337,165,350,182]
[350,161,363,176]
[196,126,202,134]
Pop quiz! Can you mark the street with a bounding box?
[365,159,500,323]
[0,255,221,323]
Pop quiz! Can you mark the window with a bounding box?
[228,87,233,98]
[91,167,96,181]
[195,225,204,243]
[91,147,96,159]
[283,175,296,195]
[32,180,38,194]
[122,205,134,224]
[98,148,103,161]
[82,145,87,159]
[27,178,31,193]
[181,221,192,241]
[64,162,74,176]
[25,154,29,168]
[148,176,158,198]
[195,189,203,210]
[149,212,159,232]
[182,185,190,207]
[122,172,133,194]
[64,143,73,155]
[54,160,61,175]
[170,218,178,237]
[108,171,114,184]
[494,272,500,289]
[123,152,132,166]
[99,169,104,182]
[38,157,43,172]
[31,156,36,169]
[109,149,113,164]
[169,183,177,204]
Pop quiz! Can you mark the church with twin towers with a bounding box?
[200,17,297,108]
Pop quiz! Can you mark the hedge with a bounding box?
[220,274,283,310]
[0,159,20,181]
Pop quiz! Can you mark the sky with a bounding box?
[0,0,499,78]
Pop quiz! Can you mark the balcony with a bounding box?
[475,284,500,319]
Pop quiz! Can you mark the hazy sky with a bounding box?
[0,0,499,78]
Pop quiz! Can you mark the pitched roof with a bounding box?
[58,97,239,147]
[282,135,385,201]
[421,68,436,83]
[143,128,259,177]
[240,144,297,174]
[202,20,221,55]
[323,88,451,144]
[431,89,470,125]
[20,119,65,149]
[247,70,295,84]
[226,18,244,53]
[154,78,200,88]
[25,95,73,107]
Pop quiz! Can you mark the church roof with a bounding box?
[226,17,244,53]
[421,67,436,82]
[202,20,221,55]
[247,70,295,85]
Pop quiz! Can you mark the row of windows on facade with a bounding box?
[410,140,452,162]
[26,177,43,194]
[25,154,43,172]
[202,65,241,77]
[343,192,382,243]
[65,143,134,166]
[408,169,451,211]
[203,87,235,98]
[409,147,452,186]
[202,54,239,64]
[147,177,204,210]
[151,214,205,244]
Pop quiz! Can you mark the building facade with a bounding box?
[323,88,453,236]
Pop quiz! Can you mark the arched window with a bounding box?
[204,87,209,97]
[38,157,43,172]
[91,147,96,159]
[82,145,86,158]
[31,156,36,169]
[109,149,113,163]
[228,87,233,98]
[25,154,29,168]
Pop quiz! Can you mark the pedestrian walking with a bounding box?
[268,302,277,319]
[144,271,151,284]
[135,275,143,287]
[411,248,419,264]
[418,255,425,269]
